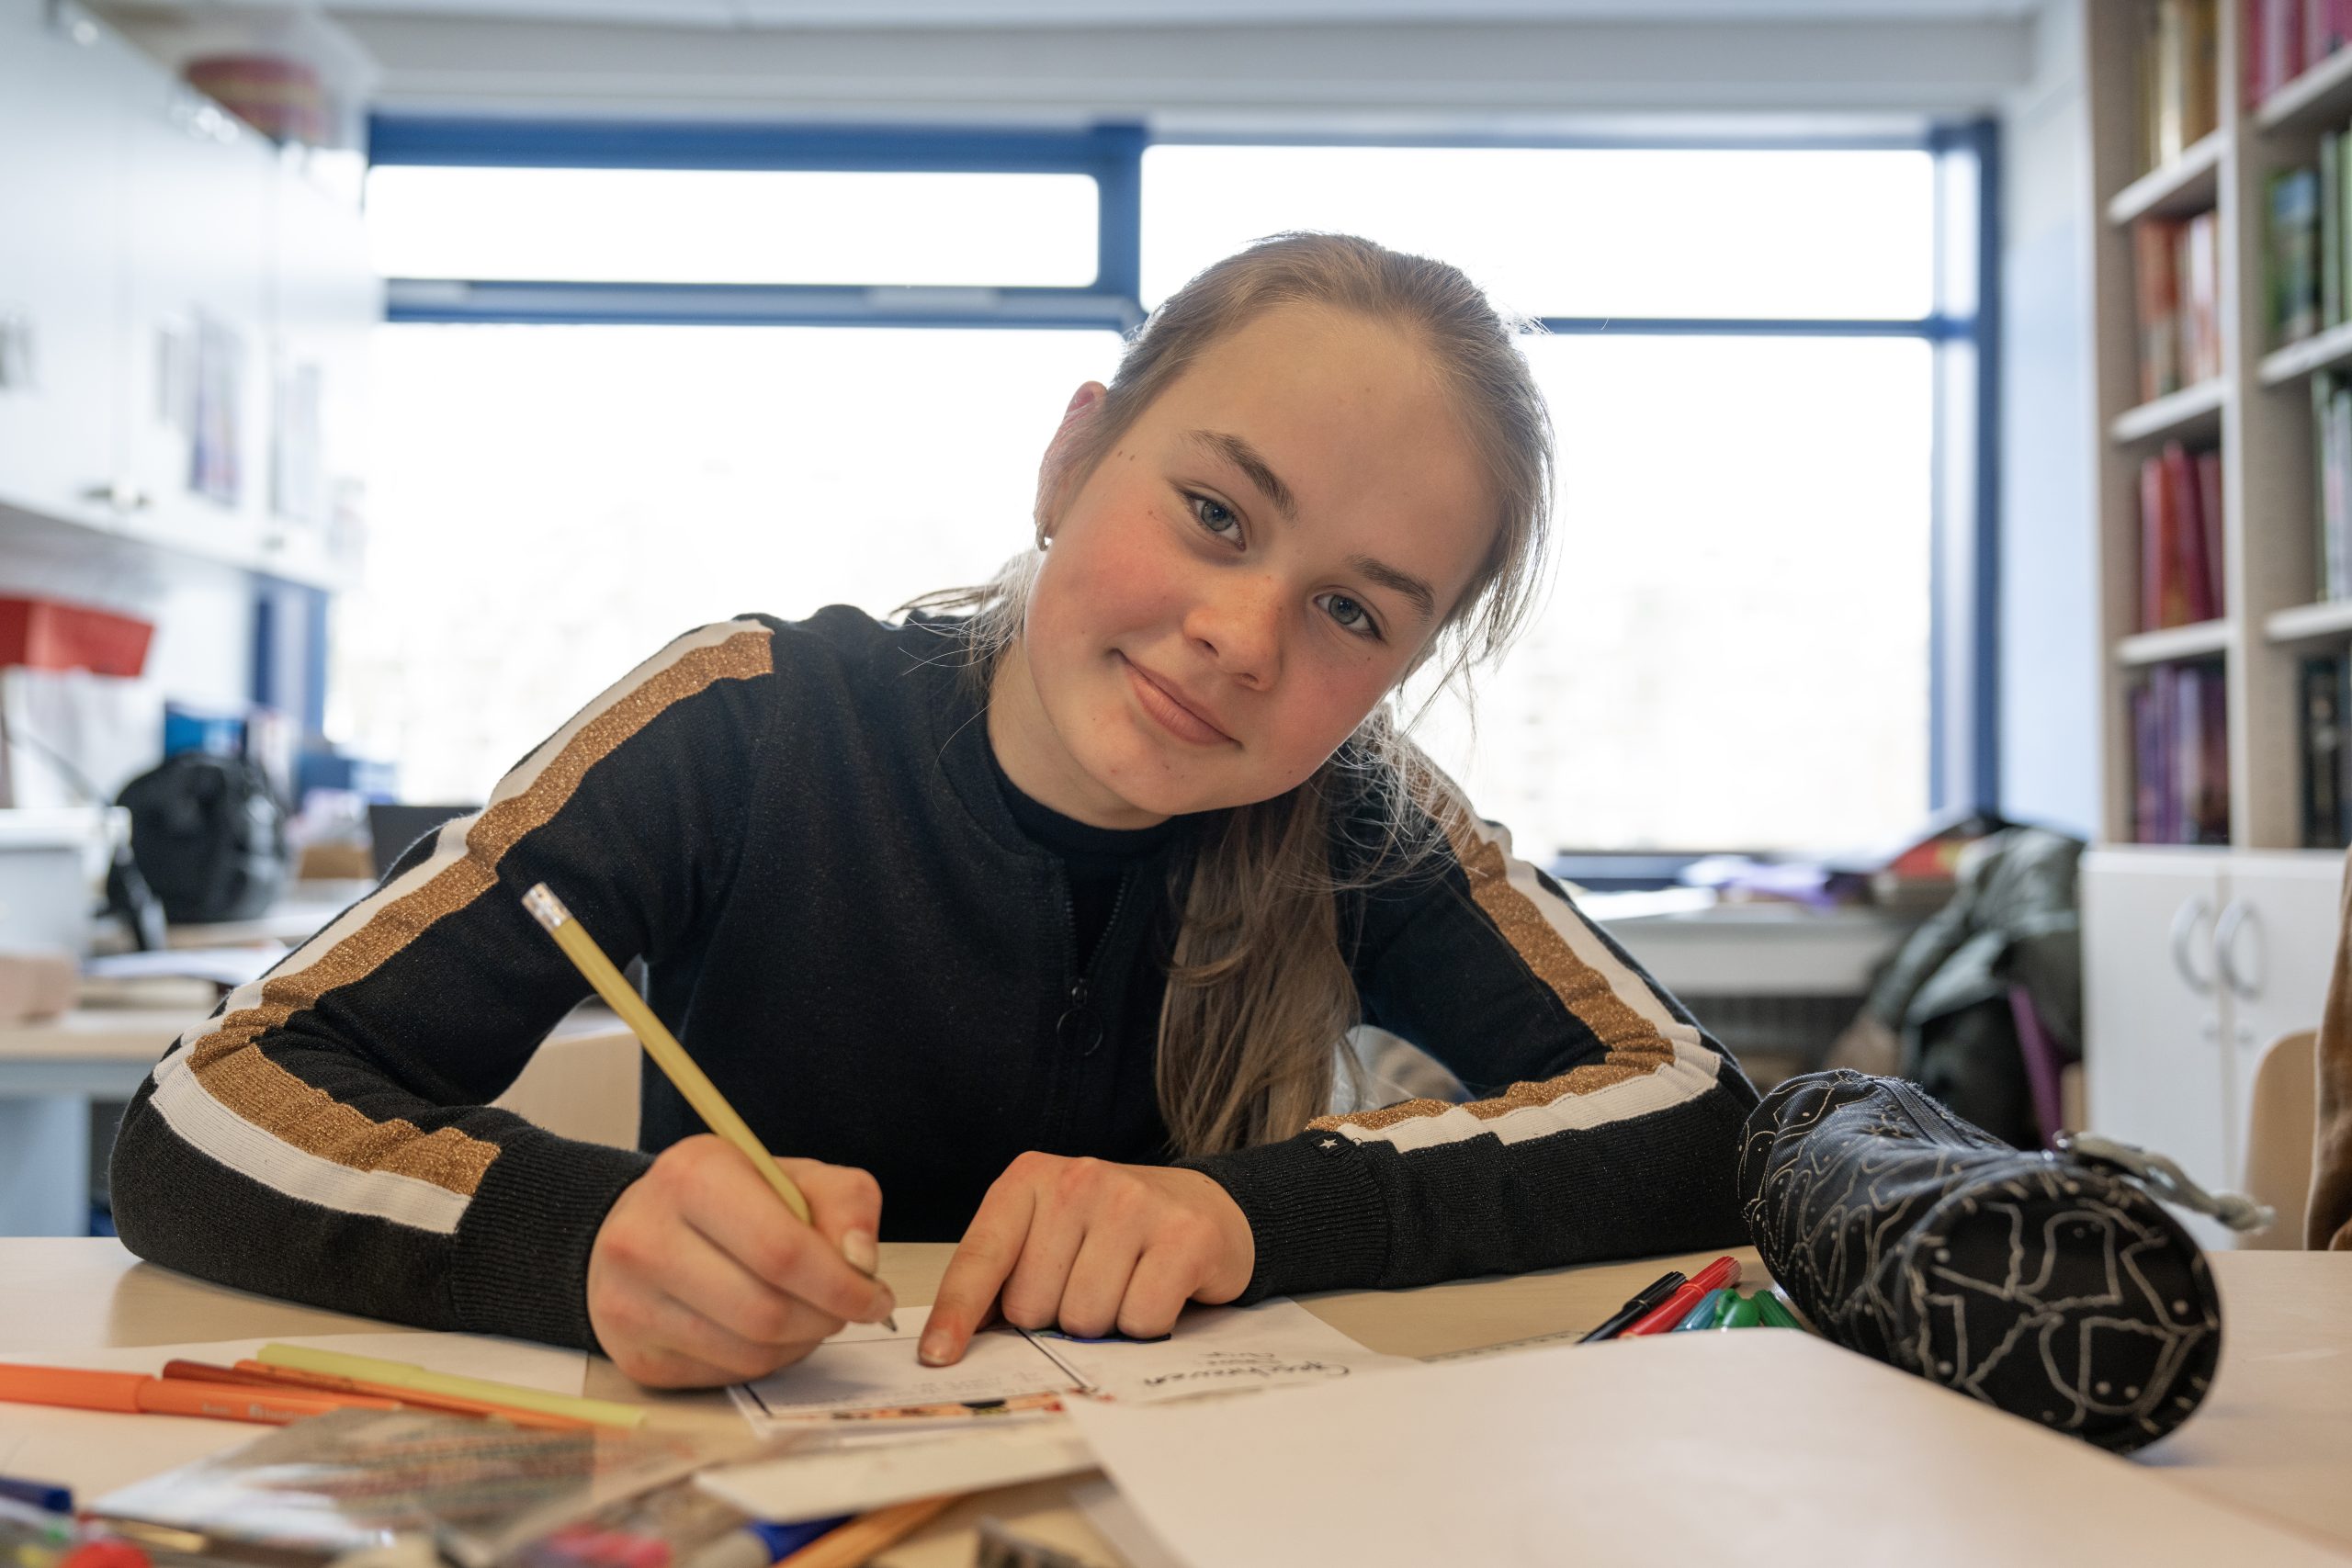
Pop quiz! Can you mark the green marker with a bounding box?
[1753,1291,1804,1331]
[1716,1291,1764,1329]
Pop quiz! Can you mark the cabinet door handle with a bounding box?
[2213,898,2262,999]
[2169,894,2215,996]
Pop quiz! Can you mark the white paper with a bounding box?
[1067,1332,2352,1568]
[696,1421,1098,1525]
[730,1306,1078,1426]
[0,1333,590,1502]
[1067,1477,1187,1568]
[1033,1298,1415,1405]
[729,1298,1408,1432]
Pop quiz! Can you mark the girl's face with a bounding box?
[989,303,1498,829]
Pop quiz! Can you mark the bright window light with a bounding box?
[366,166,1101,288]
[1404,334,1933,854]
[334,324,1118,801]
[345,141,1941,854]
[1143,145,1935,321]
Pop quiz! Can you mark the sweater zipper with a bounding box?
[1057,869,1136,1058]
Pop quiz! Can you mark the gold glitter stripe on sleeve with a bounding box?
[1310,784,1674,1135]
[183,627,775,1196]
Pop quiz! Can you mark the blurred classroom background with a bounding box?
[0,0,2339,1253]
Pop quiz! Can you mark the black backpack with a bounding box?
[118,751,289,925]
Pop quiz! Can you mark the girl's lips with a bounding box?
[1120,655,1235,745]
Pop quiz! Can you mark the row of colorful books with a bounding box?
[2301,649,2352,848]
[2276,163,2324,346]
[2140,441,2225,630]
[2134,212,2222,400]
[2266,122,2352,346]
[2246,0,2352,110]
[2141,0,2222,172]
[2315,370,2352,600]
[2132,659,2232,846]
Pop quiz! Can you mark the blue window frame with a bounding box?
[363,112,2000,821]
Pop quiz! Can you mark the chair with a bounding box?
[2240,1030,2317,1251]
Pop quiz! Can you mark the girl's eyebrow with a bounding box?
[1182,427,1437,624]
[1348,554,1437,624]
[1182,429,1297,521]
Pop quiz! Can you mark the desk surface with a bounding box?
[2,1241,2346,1564]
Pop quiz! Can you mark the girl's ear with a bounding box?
[1035,381,1110,540]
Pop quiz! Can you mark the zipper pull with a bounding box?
[1057,979,1102,1055]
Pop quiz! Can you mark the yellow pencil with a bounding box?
[522,883,896,1332]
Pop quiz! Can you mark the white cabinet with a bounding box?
[0,0,141,526]
[0,0,373,588]
[2217,853,2342,1175]
[2084,846,2343,1248]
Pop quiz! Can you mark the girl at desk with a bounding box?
[109,233,1759,1387]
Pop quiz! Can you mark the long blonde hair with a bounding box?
[909,232,1555,1156]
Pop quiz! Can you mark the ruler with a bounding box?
[1421,1327,1592,1363]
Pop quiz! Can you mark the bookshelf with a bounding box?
[2083,0,2348,1242]
[2088,0,2352,855]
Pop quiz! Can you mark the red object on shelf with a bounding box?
[0,597,153,677]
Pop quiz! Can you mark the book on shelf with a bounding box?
[2141,0,2221,170]
[2302,650,2352,848]
[2316,370,2352,599]
[2246,0,2352,107]
[2131,659,2232,846]
[2275,164,2324,346]
[2135,212,2222,400]
[2139,441,2225,629]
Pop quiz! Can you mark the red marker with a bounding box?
[1621,1256,1743,1337]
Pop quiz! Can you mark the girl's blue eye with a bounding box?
[1190,494,1239,536]
[1319,593,1381,640]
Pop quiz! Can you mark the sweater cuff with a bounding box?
[447,1128,653,1350]
[1180,1133,1391,1303]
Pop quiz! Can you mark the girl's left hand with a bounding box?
[920,1154,1255,1365]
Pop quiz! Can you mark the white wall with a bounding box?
[1996,0,2099,838]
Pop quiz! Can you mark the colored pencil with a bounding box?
[774,1495,958,1568]
[256,1345,642,1428]
[0,1363,348,1427]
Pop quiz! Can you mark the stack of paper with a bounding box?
[700,1298,1413,1525]
[1065,1329,2352,1568]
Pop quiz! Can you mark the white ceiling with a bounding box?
[214,0,2048,28]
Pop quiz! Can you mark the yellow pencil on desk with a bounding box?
[522,882,898,1332]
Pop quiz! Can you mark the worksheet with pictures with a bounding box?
[730,1300,1416,1432]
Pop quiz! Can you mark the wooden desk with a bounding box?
[1,1242,2344,1565]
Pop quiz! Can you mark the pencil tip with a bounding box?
[884,1314,900,1334]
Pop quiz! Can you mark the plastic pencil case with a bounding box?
[1736,1068,2222,1453]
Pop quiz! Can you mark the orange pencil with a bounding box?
[230,1359,594,1431]
[0,1362,351,1426]
[775,1495,959,1568]
[160,1360,404,1411]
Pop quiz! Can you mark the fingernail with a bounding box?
[918,1330,952,1367]
[842,1228,878,1276]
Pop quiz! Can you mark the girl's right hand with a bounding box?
[586,1135,898,1388]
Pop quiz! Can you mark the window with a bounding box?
[345,120,1985,853]
[368,165,1101,288]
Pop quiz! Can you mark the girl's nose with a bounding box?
[1187,577,1283,689]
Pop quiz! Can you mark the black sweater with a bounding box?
[108,609,1758,1351]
